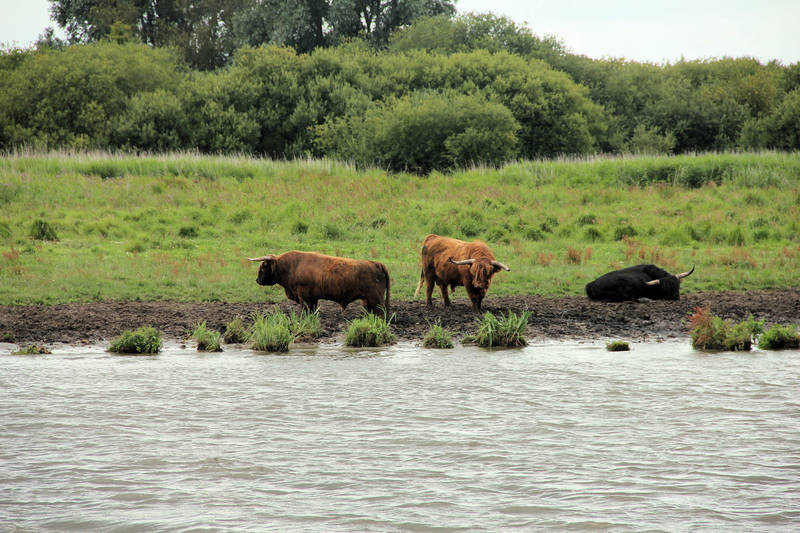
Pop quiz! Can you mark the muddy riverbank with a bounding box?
[2,290,798,345]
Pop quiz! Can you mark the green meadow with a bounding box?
[1,151,799,305]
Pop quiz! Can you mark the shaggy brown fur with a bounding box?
[250,251,390,316]
[414,234,509,312]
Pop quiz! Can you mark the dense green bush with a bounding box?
[316,90,520,172]
[740,90,800,150]
[1,29,798,167]
[0,43,182,150]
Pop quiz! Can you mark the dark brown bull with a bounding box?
[248,251,390,316]
[414,234,509,312]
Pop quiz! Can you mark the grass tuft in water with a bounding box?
[11,345,52,355]
[109,326,162,354]
[464,309,532,348]
[191,320,222,352]
[222,315,249,344]
[345,312,397,347]
[422,319,454,349]
[606,340,630,351]
[249,310,293,352]
[688,306,763,351]
[286,309,322,340]
[758,324,800,350]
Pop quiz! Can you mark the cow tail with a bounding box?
[381,262,391,316]
[413,270,424,299]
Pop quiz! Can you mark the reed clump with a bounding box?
[464,309,532,348]
[606,340,630,351]
[344,312,396,347]
[222,316,248,344]
[249,310,294,352]
[109,326,162,354]
[191,320,222,352]
[688,306,763,351]
[758,324,800,350]
[286,309,322,341]
[422,320,454,349]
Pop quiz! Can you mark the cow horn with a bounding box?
[492,260,510,271]
[449,257,475,266]
[248,255,274,262]
[676,265,695,280]
[645,279,661,286]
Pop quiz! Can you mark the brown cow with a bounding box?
[248,251,390,316]
[413,234,509,312]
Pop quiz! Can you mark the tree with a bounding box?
[389,12,566,64]
[48,0,252,70]
[233,0,455,52]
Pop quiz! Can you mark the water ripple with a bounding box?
[1,341,799,532]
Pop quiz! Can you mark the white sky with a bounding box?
[1,0,798,65]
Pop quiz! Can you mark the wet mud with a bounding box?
[2,290,798,345]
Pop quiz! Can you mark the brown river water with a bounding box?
[2,341,799,532]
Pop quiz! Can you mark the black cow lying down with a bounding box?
[585,264,695,302]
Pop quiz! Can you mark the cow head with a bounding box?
[449,257,510,295]
[644,265,695,300]
[248,255,277,286]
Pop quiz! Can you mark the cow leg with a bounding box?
[425,278,435,306]
[466,288,483,313]
[284,287,300,304]
[303,299,318,313]
[439,282,452,306]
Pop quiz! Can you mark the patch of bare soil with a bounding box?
[1,290,798,346]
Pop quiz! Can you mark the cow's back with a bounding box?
[585,264,667,301]
[421,235,465,281]
[278,250,388,307]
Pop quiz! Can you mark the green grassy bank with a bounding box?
[1,151,799,305]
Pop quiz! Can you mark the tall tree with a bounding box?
[233,0,456,52]
[48,0,252,69]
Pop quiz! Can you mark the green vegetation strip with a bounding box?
[1,152,799,305]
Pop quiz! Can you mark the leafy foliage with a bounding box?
[758,324,800,350]
[688,306,764,352]
[234,0,456,52]
[48,0,251,69]
[317,90,519,172]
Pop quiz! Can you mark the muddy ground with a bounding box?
[1,290,798,346]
